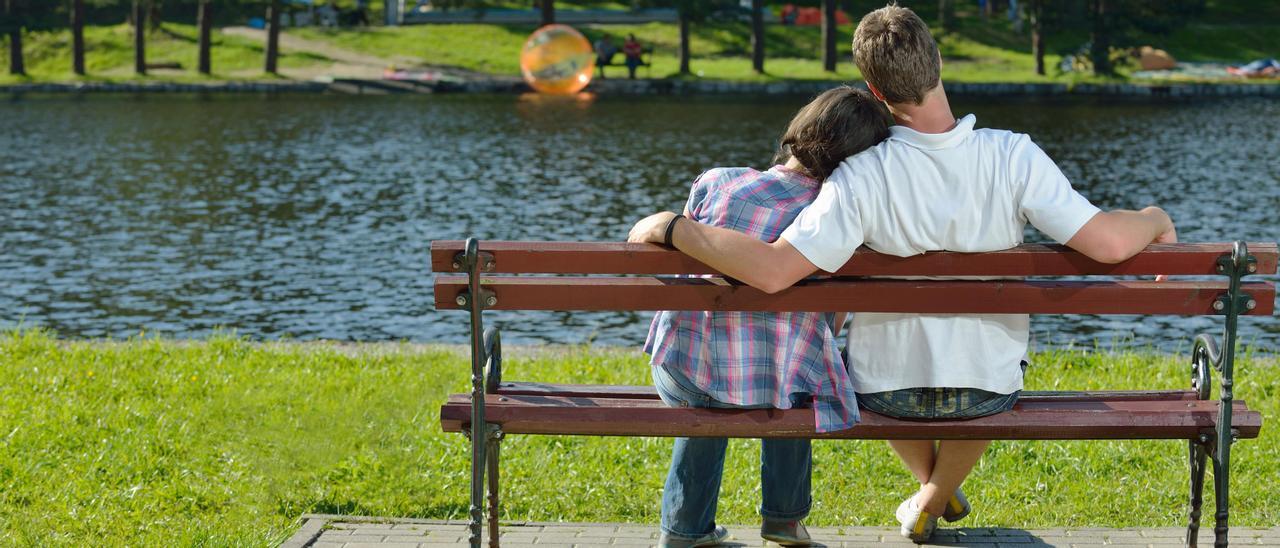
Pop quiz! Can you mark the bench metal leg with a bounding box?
[458,238,496,548]
[1197,241,1256,548]
[487,427,504,548]
[1211,439,1230,548]
[1186,437,1209,547]
[482,327,504,546]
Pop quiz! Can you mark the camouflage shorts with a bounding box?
[857,387,1019,420]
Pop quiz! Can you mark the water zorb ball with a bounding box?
[519,24,595,95]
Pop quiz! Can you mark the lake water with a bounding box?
[1,93,1277,352]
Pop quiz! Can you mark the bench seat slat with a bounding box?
[435,276,1276,315]
[485,382,1203,402]
[440,394,1261,440]
[430,241,1280,277]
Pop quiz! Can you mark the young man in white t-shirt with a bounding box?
[629,5,1176,543]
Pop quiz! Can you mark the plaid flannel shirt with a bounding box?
[644,166,859,432]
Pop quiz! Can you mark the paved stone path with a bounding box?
[281,515,1280,547]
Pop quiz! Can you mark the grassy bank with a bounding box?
[6,16,1280,86]
[1,330,1277,545]
[0,23,328,85]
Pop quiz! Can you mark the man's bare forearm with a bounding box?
[1067,206,1176,264]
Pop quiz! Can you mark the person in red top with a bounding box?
[623,34,644,79]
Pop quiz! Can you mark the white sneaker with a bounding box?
[896,496,938,543]
[942,488,970,523]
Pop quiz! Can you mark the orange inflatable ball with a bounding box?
[519,24,595,95]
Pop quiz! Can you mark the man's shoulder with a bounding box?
[971,127,1035,152]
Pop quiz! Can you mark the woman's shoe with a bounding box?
[761,519,813,546]
[659,525,729,547]
[942,489,970,522]
[896,496,938,543]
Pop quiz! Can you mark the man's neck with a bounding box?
[887,84,957,134]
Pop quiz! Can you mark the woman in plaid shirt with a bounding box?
[645,87,891,548]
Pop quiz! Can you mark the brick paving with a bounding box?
[281,515,1280,547]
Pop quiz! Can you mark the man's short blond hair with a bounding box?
[853,4,941,105]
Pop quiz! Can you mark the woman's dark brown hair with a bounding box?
[774,86,892,181]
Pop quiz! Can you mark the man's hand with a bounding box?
[1154,223,1177,282]
[628,211,678,244]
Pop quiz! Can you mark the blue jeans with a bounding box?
[858,387,1019,419]
[652,366,812,540]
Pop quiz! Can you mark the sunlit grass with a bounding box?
[0,24,328,85]
[0,329,1276,545]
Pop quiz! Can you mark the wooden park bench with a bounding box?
[596,46,654,79]
[432,239,1276,548]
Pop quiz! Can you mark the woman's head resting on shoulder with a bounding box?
[774,86,892,181]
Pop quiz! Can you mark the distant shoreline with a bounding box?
[4,77,1280,98]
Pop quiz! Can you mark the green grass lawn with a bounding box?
[0,24,329,85]
[8,15,1279,86]
[1,329,1277,545]
[293,19,1073,83]
[292,15,1280,84]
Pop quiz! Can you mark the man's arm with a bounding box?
[1065,206,1177,264]
[628,211,819,294]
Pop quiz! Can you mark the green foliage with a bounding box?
[0,329,1277,545]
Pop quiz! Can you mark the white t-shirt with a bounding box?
[778,114,1101,394]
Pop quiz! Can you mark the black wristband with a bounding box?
[663,214,684,248]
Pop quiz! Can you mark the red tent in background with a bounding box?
[779,4,851,26]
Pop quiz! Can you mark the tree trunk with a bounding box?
[4,0,22,76]
[938,0,952,33]
[540,0,553,27]
[265,0,281,74]
[149,0,162,32]
[1030,0,1044,75]
[71,0,85,75]
[821,0,836,72]
[7,26,23,76]
[1089,0,1111,76]
[133,0,146,75]
[750,0,764,74]
[197,0,212,74]
[678,10,690,75]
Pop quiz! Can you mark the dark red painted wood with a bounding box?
[441,395,1261,440]
[435,276,1276,315]
[430,241,1280,277]
[485,382,1202,402]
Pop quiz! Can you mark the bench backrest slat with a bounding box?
[430,241,1280,277]
[435,276,1276,315]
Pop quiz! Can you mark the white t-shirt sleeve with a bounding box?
[778,171,865,273]
[1013,136,1101,244]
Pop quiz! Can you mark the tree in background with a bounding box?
[1028,0,1043,75]
[539,0,553,26]
[71,0,85,75]
[937,0,953,33]
[822,0,836,71]
[749,0,763,73]
[3,0,25,76]
[1087,0,1110,75]
[264,0,281,73]
[197,0,212,74]
[132,0,147,74]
